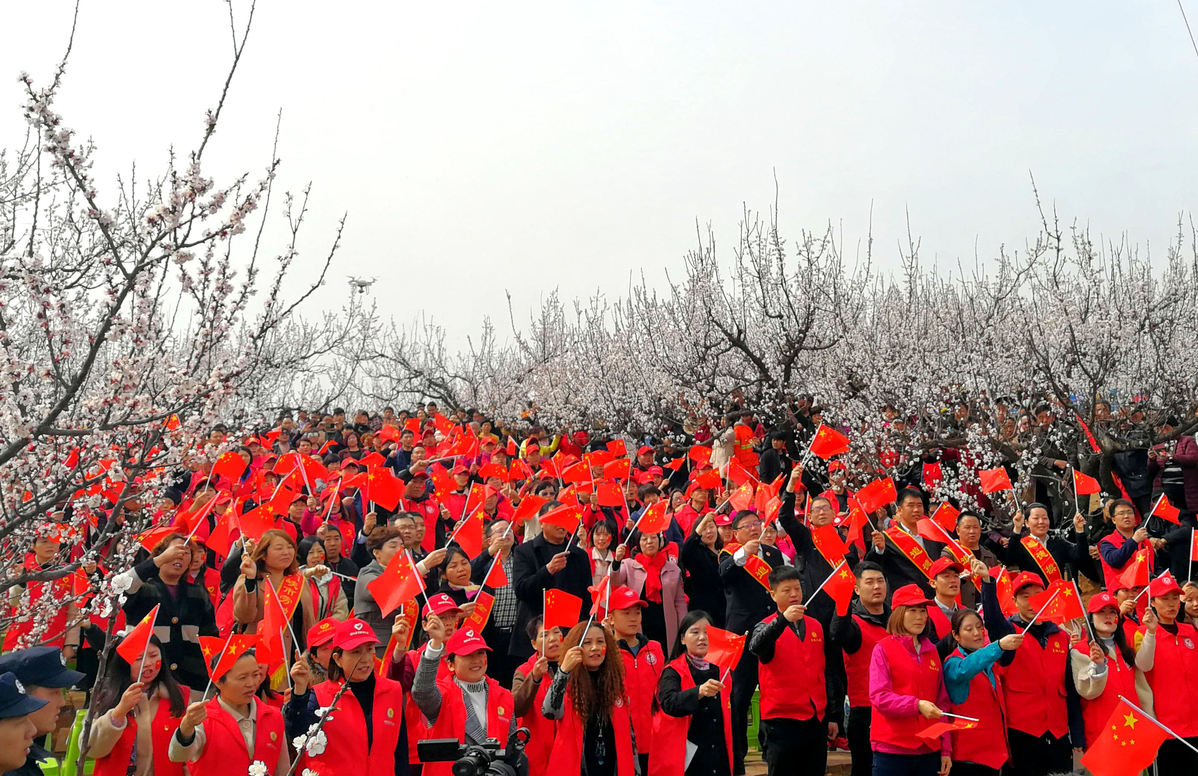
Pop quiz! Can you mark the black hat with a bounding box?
[0,672,48,718]
[0,647,85,689]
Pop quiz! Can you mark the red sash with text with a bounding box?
[1020,536,1062,584]
[885,527,935,580]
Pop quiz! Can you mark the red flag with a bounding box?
[136,525,178,553]
[810,524,849,564]
[694,469,722,491]
[464,592,496,632]
[856,478,897,513]
[543,589,583,632]
[377,424,400,443]
[1117,548,1152,589]
[930,502,960,534]
[917,518,970,562]
[513,495,548,525]
[603,459,631,482]
[432,412,455,435]
[365,469,404,511]
[759,496,783,527]
[367,550,424,617]
[979,467,1013,494]
[1028,579,1085,623]
[728,482,756,512]
[688,446,713,467]
[1190,528,1198,563]
[483,556,509,588]
[506,436,518,457]
[845,506,869,553]
[207,514,236,559]
[539,504,582,534]
[478,463,509,482]
[664,456,685,472]
[562,461,591,485]
[199,634,256,682]
[237,503,279,542]
[1153,494,1181,525]
[596,481,626,508]
[64,448,80,470]
[809,425,850,460]
[916,718,978,739]
[823,564,857,616]
[726,460,758,487]
[990,566,1017,618]
[1079,698,1170,776]
[606,439,628,458]
[448,511,485,558]
[704,626,746,674]
[922,462,943,491]
[635,502,670,535]
[1073,469,1101,495]
[116,605,159,665]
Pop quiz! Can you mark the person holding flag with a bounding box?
[867,488,944,595]
[718,509,785,774]
[747,565,836,776]
[979,571,1075,776]
[1133,572,1198,775]
[434,544,481,609]
[946,511,999,611]
[830,561,890,776]
[1097,499,1162,590]
[511,615,566,774]
[470,519,520,686]
[87,633,190,776]
[509,501,591,660]
[941,609,1023,776]
[680,513,727,629]
[604,585,666,774]
[542,620,637,776]
[1005,503,1085,585]
[651,609,734,776]
[1069,592,1149,752]
[233,529,313,661]
[925,558,965,645]
[867,584,952,776]
[611,532,687,653]
[285,617,411,776]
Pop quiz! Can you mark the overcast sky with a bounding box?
[4,2,1198,342]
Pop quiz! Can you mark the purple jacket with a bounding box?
[868,634,952,756]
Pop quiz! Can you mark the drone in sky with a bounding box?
[347,276,376,294]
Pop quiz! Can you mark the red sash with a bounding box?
[1020,536,1062,584]
[275,572,304,619]
[885,527,935,579]
[810,526,845,567]
[721,542,772,590]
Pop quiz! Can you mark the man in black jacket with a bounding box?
[508,502,590,660]
[865,487,944,596]
[718,510,785,774]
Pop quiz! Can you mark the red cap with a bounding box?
[1087,592,1120,614]
[451,463,469,475]
[1149,572,1183,598]
[445,626,491,657]
[637,445,653,456]
[685,482,707,498]
[891,584,932,607]
[1010,571,1046,595]
[713,512,733,527]
[607,585,647,611]
[307,617,339,648]
[647,466,663,477]
[422,592,461,618]
[333,617,379,650]
[928,557,964,579]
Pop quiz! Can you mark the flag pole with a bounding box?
[1190,527,1195,584]
[201,632,235,701]
[1148,493,1165,522]
[803,560,847,607]
[1117,695,1198,755]
[409,549,431,610]
[1134,569,1170,603]
[1072,579,1097,642]
[1025,587,1061,628]
[1071,466,1080,517]
[264,576,303,651]
[938,712,980,722]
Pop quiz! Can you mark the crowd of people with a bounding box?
[3,399,1198,776]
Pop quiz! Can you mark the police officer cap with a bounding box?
[0,647,85,689]
[0,672,47,719]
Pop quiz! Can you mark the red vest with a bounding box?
[420,676,514,776]
[188,697,285,776]
[298,677,406,776]
[1140,622,1198,737]
[307,575,342,620]
[947,647,1007,770]
[844,615,887,708]
[1074,642,1138,748]
[869,636,942,754]
[547,689,636,776]
[758,614,826,721]
[404,644,451,763]
[92,687,190,776]
[620,639,665,750]
[648,656,733,776]
[996,625,1069,738]
[516,656,557,773]
[1098,534,1153,592]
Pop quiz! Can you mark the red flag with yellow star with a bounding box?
[808,424,850,460]
[1028,579,1085,623]
[199,634,257,681]
[1080,698,1169,776]
[1118,548,1152,589]
[368,549,425,617]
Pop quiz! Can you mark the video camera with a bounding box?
[416,727,530,776]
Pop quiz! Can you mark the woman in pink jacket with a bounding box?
[611,532,688,653]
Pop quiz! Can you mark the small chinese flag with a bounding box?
[728,482,756,512]
[694,469,723,491]
[199,634,256,681]
[606,439,628,458]
[465,592,495,632]
[930,502,959,534]
[664,456,686,472]
[978,467,1013,494]
[1153,494,1181,525]
[506,436,518,457]
[916,717,979,739]
[809,424,850,460]
[483,556,509,588]
[917,518,970,562]
[688,445,713,467]
[759,496,783,527]
[237,503,279,543]
[1029,579,1085,623]
[845,506,869,553]
[368,550,424,617]
[1117,548,1152,589]
[823,564,857,616]
[810,524,849,565]
[136,526,178,553]
[116,604,159,665]
[543,590,583,632]
[596,481,626,508]
[1080,699,1170,776]
[539,504,582,534]
[562,462,591,485]
[1073,469,1102,495]
[990,566,1018,618]
[1190,528,1198,563]
[726,460,758,487]
[634,502,670,535]
[704,626,746,675]
[603,459,631,482]
[478,463,509,482]
[855,478,898,513]
[512,495,548,525]
[448,510,485,558]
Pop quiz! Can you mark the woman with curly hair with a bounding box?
[542,621,636,776]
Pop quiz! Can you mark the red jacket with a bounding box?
[92,687,190,776]
[298,677,405,776]
[758,614,827,721]
[648,655,733,776]
[843,614,887,708]
[948,647,1007,770]
[548,690,636,776]
[619,637,666,752]
[187,697,285,776]
[996,625,1069,738]
[515,655,557,773]
[420,676,514,776]
[1073,641,1137,748]
[870,636,942,754]
[1140,622,1198,737]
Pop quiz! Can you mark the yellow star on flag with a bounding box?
[1122,712,1138,728]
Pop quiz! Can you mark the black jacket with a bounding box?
[717,544,785,634]
[864,523,944,598]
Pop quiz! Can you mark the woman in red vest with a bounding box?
[167,649,289,776]
[512,615,565,774]
[942,609,1023,776]
[1070,591,1145,752]
[285,616,410,776]
[1134,572,1198,776]
[649,609,733,776]
[88,634,190,776]
[412,615,517,776]
[868,584,951,776]
[543,620,637,776]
